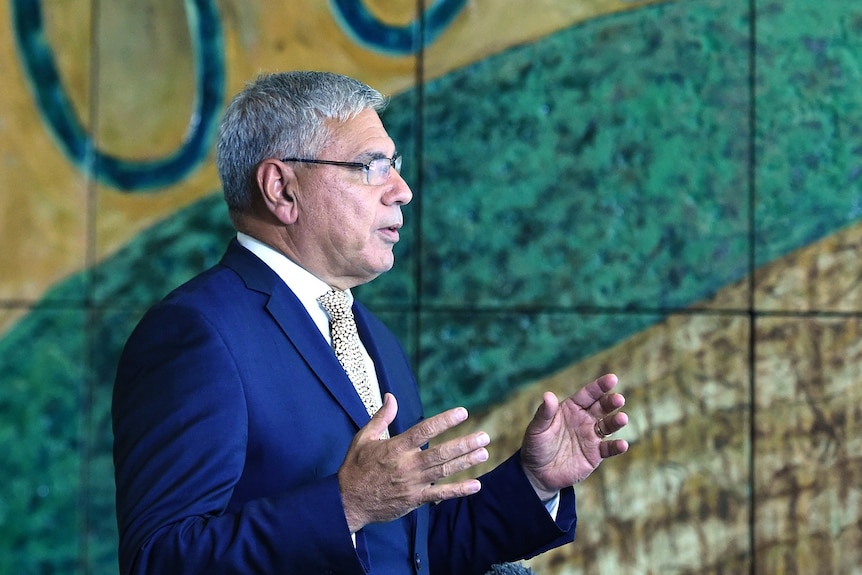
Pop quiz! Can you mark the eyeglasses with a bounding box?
[281,153,402,185]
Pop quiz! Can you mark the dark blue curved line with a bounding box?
[10,0,224,191]
[329,0,467,54]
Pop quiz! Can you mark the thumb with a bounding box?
[367,393,397,439]
[529,392,559,433]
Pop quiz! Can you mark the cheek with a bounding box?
[317,186,381,246]
[340,202,378,237]
[327,209,372,252]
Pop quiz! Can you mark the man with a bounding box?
[112,71,629,575]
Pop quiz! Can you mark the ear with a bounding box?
[255,159,299,224]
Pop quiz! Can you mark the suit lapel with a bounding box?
[353,304,418,437]
[220,240,373,430]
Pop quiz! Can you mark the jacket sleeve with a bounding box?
[112,303,365,575]
[427,451,577,575]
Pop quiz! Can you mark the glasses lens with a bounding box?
[367,158,390,185]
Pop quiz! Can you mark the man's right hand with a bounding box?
[337,393,490,533]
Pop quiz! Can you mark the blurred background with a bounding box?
[1,0,860,573]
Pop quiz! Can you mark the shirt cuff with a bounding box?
[543,491,561,520]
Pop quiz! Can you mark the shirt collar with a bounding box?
[236,232,354,337]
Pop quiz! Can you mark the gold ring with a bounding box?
[594,418,611,439]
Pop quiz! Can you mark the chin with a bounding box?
[373,253,396,273]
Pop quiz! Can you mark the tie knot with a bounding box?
[318,289,352,320]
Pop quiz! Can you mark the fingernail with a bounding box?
[477,432,490,447]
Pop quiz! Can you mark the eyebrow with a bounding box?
[355,149,398,162]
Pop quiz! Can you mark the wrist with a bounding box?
[521,466,558,502]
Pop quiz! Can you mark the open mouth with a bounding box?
[380,224,401,241]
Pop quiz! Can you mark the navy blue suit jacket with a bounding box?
[113,240,576,574]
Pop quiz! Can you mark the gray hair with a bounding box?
[215,71,388,212]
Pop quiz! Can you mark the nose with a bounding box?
[384,170,413,206]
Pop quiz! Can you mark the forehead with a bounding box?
[323,108,395,157]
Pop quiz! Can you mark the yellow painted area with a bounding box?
[1,0,664,336]
[0,0,88,304]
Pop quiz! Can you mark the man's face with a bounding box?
[291,108,413,289]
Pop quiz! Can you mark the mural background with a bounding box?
[1,0,860,573]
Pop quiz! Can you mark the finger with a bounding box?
[422,478,482,503]
[603,410,628,434]
[421,449,490,486]
[399,406,470,450]
[594,410,628,440]
[571,373,619,410]
[418,432,490,480]
[598,391,626,414]
[599,438,629,459]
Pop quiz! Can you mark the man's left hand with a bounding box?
[520,373,629,501]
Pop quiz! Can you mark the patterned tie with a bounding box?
[318,289,383,421]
